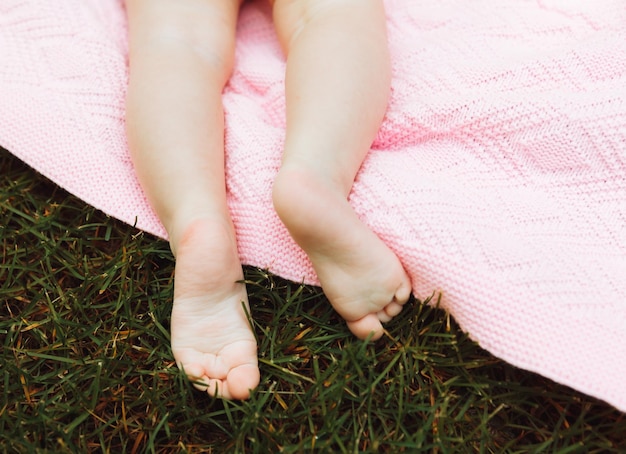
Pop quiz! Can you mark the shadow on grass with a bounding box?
[1,148,624,453]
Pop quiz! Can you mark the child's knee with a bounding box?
[127,0,240,73]
[272,0,380,52]
[271,0,306,52]
[271,0,338,48]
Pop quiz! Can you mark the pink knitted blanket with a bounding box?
[1,0,625,412]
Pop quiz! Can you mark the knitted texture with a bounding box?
[1,0,625,411]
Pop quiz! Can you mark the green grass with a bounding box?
[1,146,625,453]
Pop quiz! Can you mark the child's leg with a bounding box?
[272,0,412,340]
[125,0,259,399]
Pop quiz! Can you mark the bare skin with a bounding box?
[125,0,258,399]
[171,217,258,399]
[125,0,411,399]
[272,0,412,340]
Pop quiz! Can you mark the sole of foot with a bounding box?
[169,217,260,399]
[273,165,412,340]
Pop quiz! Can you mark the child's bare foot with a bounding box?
[169,217,259,400]
[273,165,412,340]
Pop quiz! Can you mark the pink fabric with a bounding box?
[1,0,625,411]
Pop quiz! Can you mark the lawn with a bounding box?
[1,146,625,453]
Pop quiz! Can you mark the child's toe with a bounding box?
[347,314,384,341]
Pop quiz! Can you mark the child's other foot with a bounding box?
[273,165,412,340]
[169,217,259,399]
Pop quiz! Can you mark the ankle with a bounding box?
[168,214,236,258]
[273,166,357,254]
[272,166,318,230]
